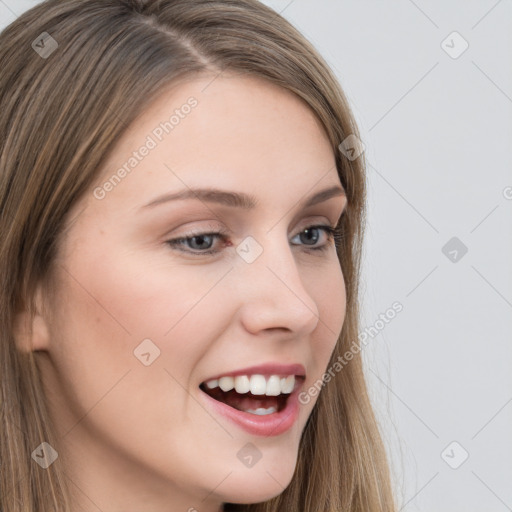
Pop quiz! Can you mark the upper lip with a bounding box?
[201,363,306,383]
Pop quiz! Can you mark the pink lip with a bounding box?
[199,377,304,437]
[202,363,306,382]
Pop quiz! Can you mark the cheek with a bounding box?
[320,263,347,327]
[310,263,346,370]
[48,243,232,408]
[45,248,232,468]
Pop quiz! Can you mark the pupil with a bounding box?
[191,235,212,250]
[302,228,318,245]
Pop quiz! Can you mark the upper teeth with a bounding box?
[204,374,295,395]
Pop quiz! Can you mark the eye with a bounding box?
[165,224,344,256]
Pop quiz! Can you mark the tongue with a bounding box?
[204,387,286,413]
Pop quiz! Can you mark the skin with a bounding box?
[17,73,347,512]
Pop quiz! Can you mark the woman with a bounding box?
[0,0,397,510]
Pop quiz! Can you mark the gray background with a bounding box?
[1,1,511,510]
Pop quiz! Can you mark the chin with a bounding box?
[218,460,297,504]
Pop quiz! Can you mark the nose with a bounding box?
[236,233,320,337]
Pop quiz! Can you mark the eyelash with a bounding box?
[165,224,344,256]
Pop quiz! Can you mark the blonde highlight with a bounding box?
[0,1,396,510]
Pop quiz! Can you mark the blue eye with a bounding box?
[165,224,343,256]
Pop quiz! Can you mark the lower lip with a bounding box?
[199,381,303,437]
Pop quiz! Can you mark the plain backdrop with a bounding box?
[1,1,511,511]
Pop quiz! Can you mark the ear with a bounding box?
[12,283,51,353]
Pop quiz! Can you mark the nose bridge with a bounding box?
[235,229,319,334]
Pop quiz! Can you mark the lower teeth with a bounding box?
[244,406,277,416]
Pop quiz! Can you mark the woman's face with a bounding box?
[34,73,347,511]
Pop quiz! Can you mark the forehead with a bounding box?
[77,73,340,224]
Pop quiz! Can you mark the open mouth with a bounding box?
[199,374,304,416]
[199,383,290,415]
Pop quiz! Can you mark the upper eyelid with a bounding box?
[168,210,344,237]
[176,221,337,237]
[151,196,346,232]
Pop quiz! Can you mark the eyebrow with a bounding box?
[140,185,346,211]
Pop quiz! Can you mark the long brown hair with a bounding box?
[0,1,397,510]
